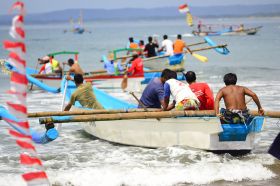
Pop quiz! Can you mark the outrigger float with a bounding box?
[36,80,277,155]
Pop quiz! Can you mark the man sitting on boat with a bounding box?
[158,35,174,56]
[66,58,84,80]
[173,34,192,55]
[185,71,214,110]
[103,53,124,75]
[144,36,159,58]
[126,52,144,76]
[163,71,200,111]
[215,73,264,124]
[139,69,178,110]
[64,74,103,111]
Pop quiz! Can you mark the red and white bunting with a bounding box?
[2,1,50,185]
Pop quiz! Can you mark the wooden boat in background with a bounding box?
[192,26,262,36]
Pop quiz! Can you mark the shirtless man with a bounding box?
[215,73,264,124]
[66,58,84,80]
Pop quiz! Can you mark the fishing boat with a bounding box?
[63,11,90,34]
[63,80,264,154]
[192,26,262,36]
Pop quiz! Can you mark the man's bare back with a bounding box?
[215,73,264,116]
[70,63,84,75]
[218,85,248,110]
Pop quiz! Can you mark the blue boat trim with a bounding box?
[0,106,58,144]
[204,36,230,55]
[219,116,264,141]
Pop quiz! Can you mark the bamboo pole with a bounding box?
[28,108,161,118]
[30,73,60,78]
[39,110,204,124]
[39,110,280,124]
[115,41,208,60]
[141,44,227,62]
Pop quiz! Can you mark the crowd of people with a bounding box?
[65,68,264,125]
[37,34,264,125]
[128,34,191,58]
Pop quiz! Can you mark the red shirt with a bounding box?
[189,82,214,110]
[127,57,144,76]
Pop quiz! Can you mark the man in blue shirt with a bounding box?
[139,69,176,110]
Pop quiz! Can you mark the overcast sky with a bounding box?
[1,0,280,15]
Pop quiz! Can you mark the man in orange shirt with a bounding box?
[129,37,139,50]
[173,34,192,55]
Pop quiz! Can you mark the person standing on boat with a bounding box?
[64,74,103,111]
[126,52,144,76]
[128,37,139,50]
[158,35,174,56]
[139,69,176,110]
[144,36,159,58]
[173,34,192,55]
[215,73,264,124]
[185,71,214,110]
[163,71,200,111]
[66,58,84,80]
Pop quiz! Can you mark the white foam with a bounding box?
[46,161,275,186]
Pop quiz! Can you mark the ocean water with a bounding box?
[0,17,280,186]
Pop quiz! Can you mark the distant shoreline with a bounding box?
[0,4,280,25]
[0,15,280,26]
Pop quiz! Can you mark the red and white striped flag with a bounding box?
[178,4,190,13]
[3,1,50,185]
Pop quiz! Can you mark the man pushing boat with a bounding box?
[64,74,103,111]
[215,73,264,124]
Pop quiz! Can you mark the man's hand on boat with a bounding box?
[66,75,73,81]
[258,108,264,116]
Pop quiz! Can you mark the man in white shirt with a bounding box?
[159,35,174,56]
[163,71,200,111]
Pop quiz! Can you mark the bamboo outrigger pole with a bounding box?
[28,108,160,118]
[39,110,280,124]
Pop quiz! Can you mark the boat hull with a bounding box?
[144,57,185,70]
[81,115,263,151]
[192,27,262,36]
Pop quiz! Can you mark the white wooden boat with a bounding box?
[82,116,264,153]
[64,81,264,154]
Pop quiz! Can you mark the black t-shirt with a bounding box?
[144,43,159,57]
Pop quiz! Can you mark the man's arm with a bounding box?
[126,60,136,73]
[66,67,74,80]
[184,43,193,54]
[244,87,264,115]
[64,103,72,111]
[214,89,223,116]
[64,94,75,111]
[162,83,175,111]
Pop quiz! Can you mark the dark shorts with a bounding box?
[220,108,254,124]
